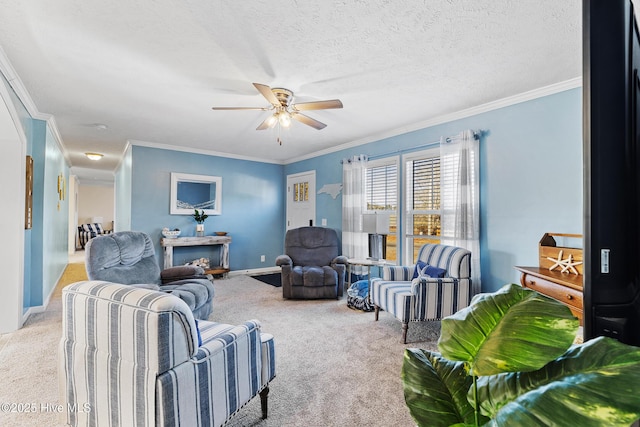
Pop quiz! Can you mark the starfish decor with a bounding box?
[546,250,583,275]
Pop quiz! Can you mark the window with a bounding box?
[404,149,441,263]
[365,158,399,262]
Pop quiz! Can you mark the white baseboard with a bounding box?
[23,267,65,324]
[227,266,279,277]
[22,305,43,323]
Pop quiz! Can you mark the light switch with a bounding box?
[601,249,610,273]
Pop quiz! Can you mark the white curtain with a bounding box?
[342,155,368,273]
[440,130,481,294]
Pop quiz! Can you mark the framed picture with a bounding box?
[25,156,33,229]
[170,172,222,215]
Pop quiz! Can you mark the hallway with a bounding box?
[69,249,85,264]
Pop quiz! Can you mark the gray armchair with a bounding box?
[85,231,214,319]
[276,226,347,299]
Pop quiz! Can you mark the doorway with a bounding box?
[0,94,26,332]
[286,170,316,230]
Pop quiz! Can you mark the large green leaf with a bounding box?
[475,337,640,426]
[438,283,579,376]
[402,348,489,427]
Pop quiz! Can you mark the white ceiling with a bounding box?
[0,0,582,183]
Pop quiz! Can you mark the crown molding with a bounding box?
[132,77,582,165]
[0,46,39,119]
[0,46,71,165]
[113,141,132,175]
[41,113,70,165]
[284,77,583,164]
[1,41,582,170]
[0,46,54,123]
[128,139,286,165]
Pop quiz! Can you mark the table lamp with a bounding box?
[362,212,390,260]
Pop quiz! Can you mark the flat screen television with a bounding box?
[583,0,640,346]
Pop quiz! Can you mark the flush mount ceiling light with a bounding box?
[85,152,103,161]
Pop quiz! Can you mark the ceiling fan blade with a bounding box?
[256,115,277,130]
[253,83,280,106]
[292,99,343,111]
[211,106,269,110]
[291,112,327,130]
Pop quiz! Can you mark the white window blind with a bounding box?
[366,163,397,211]
[411,157,440,212]
[404,151,441,262]
[365,161,398,262]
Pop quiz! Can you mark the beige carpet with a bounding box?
[0,263,87,427]
[0,266,442,427]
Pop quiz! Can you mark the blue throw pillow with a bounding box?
[412,260,428,279]
[413,261,447,279]
[422,265,446,278]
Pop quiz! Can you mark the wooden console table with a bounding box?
[161,236,231,275]
[515,266,584,325]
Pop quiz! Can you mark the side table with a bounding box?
[347,258,393,301]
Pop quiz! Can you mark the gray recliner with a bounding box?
[85,231,214,319]
[276,226,347,299]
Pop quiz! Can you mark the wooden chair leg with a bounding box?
[259,386,269,419]
[402,323,408,344]
[374,305,380,321]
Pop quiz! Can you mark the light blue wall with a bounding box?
[114,144,132,231]
[41,125,69,300]
[26,120,69,307]
[130,146,285,270]
[125,88,581,292]
[27,119,46,307]
[2,69,70,309]
[478,89,582,291]
[1,71,37,309]
[285,156,344,231]
[285,88,583,292]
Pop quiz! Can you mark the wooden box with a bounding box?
[539,233,583,275]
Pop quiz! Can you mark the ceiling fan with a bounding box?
[212,83,343,132]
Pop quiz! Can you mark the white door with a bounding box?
[286,171,316,230]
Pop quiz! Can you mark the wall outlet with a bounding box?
[321,218,327,226]
[260,255,266,262]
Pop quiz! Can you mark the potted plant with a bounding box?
[193,209,208,236]
[402,283,640,427]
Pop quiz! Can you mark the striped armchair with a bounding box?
[59,281,276,427]
[370,243,473,343]
[77,222,112,249]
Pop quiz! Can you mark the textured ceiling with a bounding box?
[0,0,581,182]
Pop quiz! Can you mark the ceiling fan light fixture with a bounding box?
[278,111,291,128]
[85,152,104,161]
[211,82,343,142]
[265,114,278,128]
